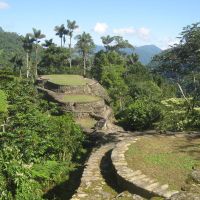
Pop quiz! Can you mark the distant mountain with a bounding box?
[133,45,162,65]
[95,45,162,65]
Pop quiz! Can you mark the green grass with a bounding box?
[76,118,97,129]
[125,135,200,190]
[42,74,87,86]
[62,95,101,103]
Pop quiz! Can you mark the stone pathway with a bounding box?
[71,144,115,200]
[71,130,145,200]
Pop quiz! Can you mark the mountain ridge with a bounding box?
[95,44,162,65]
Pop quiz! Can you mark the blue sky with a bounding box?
[0,0,200,49]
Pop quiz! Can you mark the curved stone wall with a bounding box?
[37,87,108,119]
[37,76,110,102]
[111,137,179,199]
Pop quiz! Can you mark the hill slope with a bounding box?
[0,27,24,67]
[95,45,162,65]
[134,45,162,65]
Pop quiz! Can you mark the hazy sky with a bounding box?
[0,0,200,49]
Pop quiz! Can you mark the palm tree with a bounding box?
[30,28,46,77]
[127,53,138,65]
[101,35,114,51]
[66,20,79,68]
[21,34,35,78]
[42,39,54,48]
[10,54,23,77]
[54,24,65,47]
[75,32,95,76]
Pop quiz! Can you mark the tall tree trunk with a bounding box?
[35,45,38,77]
[83,54,86,76]
[26,52,29,78]
[19,67,22,78]
[61,37,63,47]
[69,36,72,68]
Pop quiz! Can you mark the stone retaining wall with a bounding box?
[37,77,110,102]
[111,137,179,199]
[45,81,89,95]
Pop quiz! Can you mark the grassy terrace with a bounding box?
[125,135,200,190]
[42,74,88,86]
[76,118,97,129]
[62,94,101,103]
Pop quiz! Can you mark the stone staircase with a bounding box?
[70,129,189,200]
[71,130,146,200]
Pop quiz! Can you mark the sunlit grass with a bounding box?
[125,135,200,190]
[62,95,101,103]
[42,74,88,85]
[76,118,97,129]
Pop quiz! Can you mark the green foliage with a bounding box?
[101,65,128,111]
[91,50,172,130]
[0,28,24,69]
[156,98,197,131]
[101,35,133,52]
[0,89,8,125]
[119,98,161,130]
[0,90,7,113]
[31,160,72,185]
[39,45,69,74]
[75,32,95,75]
[0,75,85,199]
[92,50,125,81]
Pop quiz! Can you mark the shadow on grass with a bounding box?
[175,134,200,161]
[100,149,123,194]
[43,164,85,200]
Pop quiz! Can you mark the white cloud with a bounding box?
[112,26,151,41]
[137,27,150,40]
[113,27,135,35]
[157,37,180,50]
[0,1,9,10]
[94,22,108,34]
[74,27,81,34]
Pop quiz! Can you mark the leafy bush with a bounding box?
[119,98,161,130]
[156,110,187,131]
[0,76,85,199]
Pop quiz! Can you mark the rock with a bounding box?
[95,119,107,130]
[170,192,200,200]
[191,170,200,183]
[132,194,146,200]
[115,191,145,199]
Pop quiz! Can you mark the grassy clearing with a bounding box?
[125,135,200,190]
[76,118,97,129]
[42,74,87,86]
[62,95,101,103]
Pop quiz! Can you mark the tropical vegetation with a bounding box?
[1,19,200,199]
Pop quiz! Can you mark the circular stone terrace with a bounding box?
[37,74,111,129]
[41,74,89,86]
[39,74,104,104]
[111,134,200,199]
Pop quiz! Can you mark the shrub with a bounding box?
[118,98,161,130]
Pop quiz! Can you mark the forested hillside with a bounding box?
[1,19,200,199]
[0,27,24,68]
